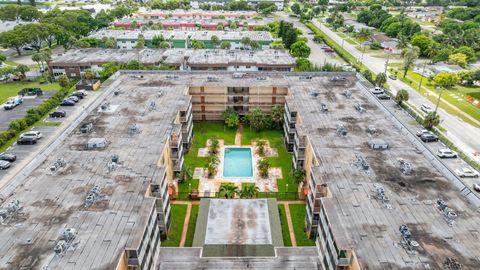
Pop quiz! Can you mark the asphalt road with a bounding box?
[307,17,480,162]
[0,92,55,131]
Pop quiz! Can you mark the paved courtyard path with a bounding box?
[235,124,243,146]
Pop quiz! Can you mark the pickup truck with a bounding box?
[3,96,23,110]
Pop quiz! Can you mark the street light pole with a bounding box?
[434,87,443,113]
[384,49,391,75]
[418,62,427,91]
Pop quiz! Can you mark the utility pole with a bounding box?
[384,49,391,75]
[434,87,443,113]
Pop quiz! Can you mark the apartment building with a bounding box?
[135,9,259,20]
[190,0,284,10]
[90,29,273,49]
[48,48,295,79]
[113,17,272,30]
[3,71,480,270]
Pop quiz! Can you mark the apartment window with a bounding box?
[246,65,251,69]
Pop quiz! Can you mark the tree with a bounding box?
[248,107,266,131]
[396,34,409,50]
[295,58,312,71]
[218,183,238,199]
[205,154,220,178]
[104,37,117,49]
[270,104,284,128]
[292,168,306,184]
[135,34,145,48]
[223,108,239,128]
[0,29,31,56]
[83,69,96,80]
[423,112,440,130]
[401,47,419,78]
[434,72,459,89]
[394,89,409,106]
[14,64,29,78]
[191,39,205,49]
[125,60,144,70]
[151,34,165,48]
[256,139,267,156]
[283,28,298,49]
[356,28,372,41]
[99,62,119,79]
[18,6,42,21]
[257,159,270,178]
[363,70,373,83]
[58,75,70,88]
[410,34,432,56]
[250,41,261,50]
[159,41,170,48]
[211,35,220,47]
[375,72,387,87]
[216,22,224,30]
[241,37,252,49]
[208,138,220,155]
[448,53,468,68]
[290,41,310,58]
[0,54,6,66]
[453,46,477,63]
[220,41,231,49]
[240,184,259,198]
[291,3,301,15]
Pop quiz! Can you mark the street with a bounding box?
[293,15,480,162]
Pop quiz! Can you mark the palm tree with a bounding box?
[208,138,220,155]
[396,34,409,50]
[394,89,409,106]
[291,168,306,184]
[205,154,219,177]
[241,37,252,49]
[83,69,96,80]
[257,159,271,178]
[256,139,267,156]
[218,183,239,199]
[240,184,259,198]
[423,111,440,130]
[375,72,387,87]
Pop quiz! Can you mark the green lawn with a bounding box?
[180,122,237,197]
[278,204,292,246]
[162,204,188,247]
[184,204,199,247]
[241,128,295,193]
[289,204,315,246]
[0,81,60,104]
[392,68,480,128]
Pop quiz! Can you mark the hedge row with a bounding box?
[0,84,74,149]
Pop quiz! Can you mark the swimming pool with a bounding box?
[223,148,253,178]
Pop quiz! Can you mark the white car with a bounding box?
[437,149,458,158]
[371,87,384,95]
[416,129,431,137]
[455,168,479,178]
[21,131,42,140]
[421,104,434,114]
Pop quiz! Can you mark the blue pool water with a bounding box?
[223,148,253,178]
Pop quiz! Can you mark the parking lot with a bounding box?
[364,81,480,195]
[0,92,55,131]
[0,90,99,179]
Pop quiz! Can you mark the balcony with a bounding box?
[170,135,182,148]
[337,250,353,266]
[173,157,184,172]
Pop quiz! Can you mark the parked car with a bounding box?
[388,74,397,80]
[67,96,79,102]
[49,110,66,118]
[416,129,431,137]
[0,153,16,162]
[421,104,434,114]
[473,183,480,192]
[21,131,42,140]
[437,149,458,158]
[0,160,11,170]
[22,46,33,51]
[3,96,23,110]
[324,48,334,53]
[70,92,84,99]
[371,87,384,95]
[455,168,479,178]
[420,133,439,142]
[17,137,37,145]
[376,93,391,100]
[60,100,75,106]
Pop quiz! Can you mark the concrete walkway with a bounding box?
[179,203,192,247]
[279,201,305,247]
[234,124,243,146]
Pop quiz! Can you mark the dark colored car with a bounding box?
[0,160,11,170]
[420,133,439,142]
[60,100,75,106]
[70,92,85,99]
[49,111,66,118]
[376,94,391,100]
[0,153,16,162]
[17,137,37,145]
